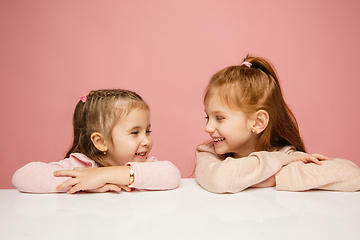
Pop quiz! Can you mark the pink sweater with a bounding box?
[12,153,181,193]
[195,143,360,193]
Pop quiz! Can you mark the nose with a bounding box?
[204,121,215,134]
[141,134,152,147]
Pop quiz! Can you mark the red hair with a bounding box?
[205,55,306,153]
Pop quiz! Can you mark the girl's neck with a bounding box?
[233,138,257,158]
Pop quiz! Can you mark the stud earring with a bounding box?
[103,151,106,155]
[252,129,257,134]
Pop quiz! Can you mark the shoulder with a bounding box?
[279,146,309,156]
[276,146,297,154]
[57,153,98,168]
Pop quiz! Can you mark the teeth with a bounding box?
[136,152,146,156]
[214,138,225,142]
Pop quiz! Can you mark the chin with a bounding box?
[133,156,148,162]
[214,148,226,155]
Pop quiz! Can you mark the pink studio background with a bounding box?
[1,1,360,189]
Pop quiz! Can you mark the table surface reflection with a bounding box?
[1,178,360,240]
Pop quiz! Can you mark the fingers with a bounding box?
[73,167,85,171]
[120,185,132,192]
[67,184,85,194]
[56,178,80,192]
[54,167,133,194]
[308,155,322,165]
[312,153,331,160]
[85,184,122,193]
[54,169,79,178]
[58,181,132,194]
[290,154,322,165]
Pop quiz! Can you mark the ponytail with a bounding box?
[205,55,306,152]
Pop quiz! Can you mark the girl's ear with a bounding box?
[90,132,108,152]
[252,110,269,134]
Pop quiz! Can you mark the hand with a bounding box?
[54,167,132,194]
[289,153,330,165]
[83,183,132,194]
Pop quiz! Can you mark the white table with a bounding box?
[1,179,360,240]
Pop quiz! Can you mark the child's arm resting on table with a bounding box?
[195,144,292,193]
[127,160,181,190]
[250,153,328,188]
[12,154,95,193]
[54,167,132,194]
[12,162,72,193]
[276,157,360,192]
[55,159,181,194]
[195,144,326,193]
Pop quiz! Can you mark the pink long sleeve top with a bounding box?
[12,153,181,193]
[195,143,360,193]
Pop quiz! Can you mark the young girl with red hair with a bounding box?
[196,55,360,193]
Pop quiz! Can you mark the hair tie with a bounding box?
[80,94,87,103]
[241,61,252,68]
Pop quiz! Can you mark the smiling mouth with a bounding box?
[135,152,147,157]
[213,138,225,143]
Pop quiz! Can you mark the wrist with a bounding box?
[103,166,131,186]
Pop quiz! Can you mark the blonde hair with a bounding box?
[65,89,149,167]
[205,55,306,153]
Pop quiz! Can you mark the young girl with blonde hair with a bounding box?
[12,89,181,193]
[196,55,360,193]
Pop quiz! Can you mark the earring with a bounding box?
[252,129,257,134]
[103,151,106,155]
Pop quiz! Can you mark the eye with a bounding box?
[130,131,139,135]
[216,116,224,121]
[146,130,152,134]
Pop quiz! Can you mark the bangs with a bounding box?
[205,82,250,113]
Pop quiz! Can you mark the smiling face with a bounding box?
[104,108,153,166]
[204,96,257,158]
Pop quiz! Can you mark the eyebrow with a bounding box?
[128,126,140,132]
[128,124,151,131]
[205,110,226,114]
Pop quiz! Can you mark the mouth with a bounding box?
[213,137,225,143]
[135,151,147,157]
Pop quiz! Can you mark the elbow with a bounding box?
[195,176,229,194]
[12,169,23,191]
[11,163,63,193]
[195,169,230,194]
[251,175,276,188]
[166,167,181,190]
[152,162,181,190]
[12,167,36,193]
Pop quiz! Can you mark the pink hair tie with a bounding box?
[241,61,252,68]
[80,94,87,103]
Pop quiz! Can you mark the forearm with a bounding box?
[128,161,181,190]
[276,158,360,192]
[102,166,132,186]
[251,175,276,188]
[195,150,291,193]
[12,162,69,193]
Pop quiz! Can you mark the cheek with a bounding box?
[218,123,233,135]
[148,139,154,149]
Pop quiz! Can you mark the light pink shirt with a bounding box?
[196,143,360,193]
[12,153,181,193]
